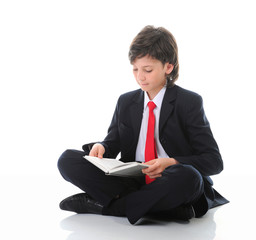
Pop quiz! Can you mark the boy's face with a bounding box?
[132,55,173,100]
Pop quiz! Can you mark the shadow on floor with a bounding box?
[60,207,218,240]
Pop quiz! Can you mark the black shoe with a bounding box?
[173,205,195,221]
[59,193,103,214]
[151,205,195,221]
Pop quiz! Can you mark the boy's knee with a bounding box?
[164,164,203,194]
[57,149,84,174]
[58,150,71,174]
[180,165,202,185]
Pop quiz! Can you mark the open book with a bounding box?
[84,156,149,177]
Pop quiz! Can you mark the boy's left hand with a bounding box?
[142,158,179,179]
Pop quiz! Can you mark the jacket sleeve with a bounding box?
[174,94,223,176]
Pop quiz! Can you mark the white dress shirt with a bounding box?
[135,87,170,162]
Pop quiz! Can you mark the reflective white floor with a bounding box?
[1,174,255,240]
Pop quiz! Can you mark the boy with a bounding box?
[58,25,228,224]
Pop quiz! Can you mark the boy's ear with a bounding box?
[165,63,174,74]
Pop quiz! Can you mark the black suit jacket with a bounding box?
[83,85,229,215]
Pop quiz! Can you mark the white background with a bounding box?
[1,0,255,184]
[1,1,256,239]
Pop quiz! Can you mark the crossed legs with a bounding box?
[58,149,204,224]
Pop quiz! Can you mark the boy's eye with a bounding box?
[132,68,152,73]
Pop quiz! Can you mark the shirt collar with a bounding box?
[143,86,167,111]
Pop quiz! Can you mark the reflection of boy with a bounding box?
[58,25,228,224]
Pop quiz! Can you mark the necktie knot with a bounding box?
[147,101,156,111]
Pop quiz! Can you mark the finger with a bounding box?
[149,174,162,179]
[97,146,105,158]
[143,164,158,174]
[89,149,97,157]
[98,150,104,159]
[144,159,156,165]
[144,165,163,175]
[98,146,105,158]
[89,146,100,157]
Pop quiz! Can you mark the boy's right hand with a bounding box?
[89,143,105,159]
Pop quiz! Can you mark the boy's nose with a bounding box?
[137,71,146,81]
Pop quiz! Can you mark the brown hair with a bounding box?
[128,25,179,87]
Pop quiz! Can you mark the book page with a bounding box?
[109,163,148,177]
[84,156,149,177]
[84,156,124,172]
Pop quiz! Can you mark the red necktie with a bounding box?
[145,101,157,184]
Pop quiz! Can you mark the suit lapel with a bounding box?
[124,87,177,155]
[159,86,177,134]
[128,87,177,139]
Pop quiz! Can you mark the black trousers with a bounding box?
[57,149,204,224]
